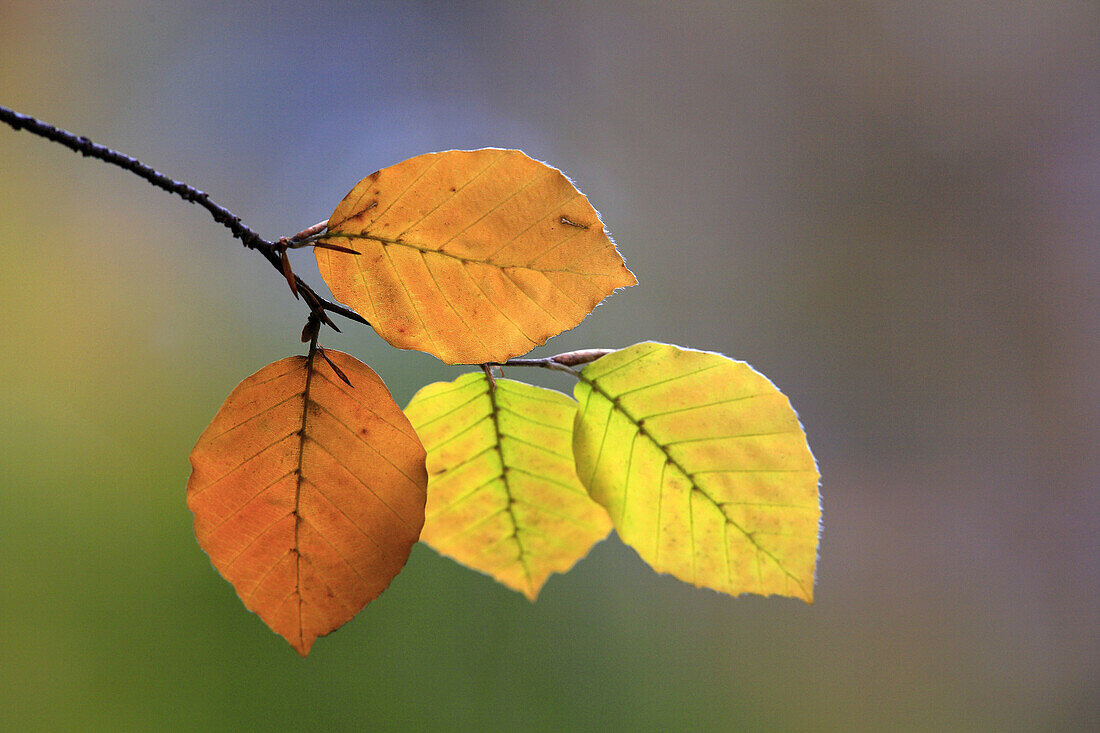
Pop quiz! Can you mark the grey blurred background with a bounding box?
[1,1,1096,730]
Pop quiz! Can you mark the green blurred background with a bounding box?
[1,1,1096,730]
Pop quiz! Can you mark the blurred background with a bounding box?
[1,1,1096,730]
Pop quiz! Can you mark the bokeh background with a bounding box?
[1,1,1096,730]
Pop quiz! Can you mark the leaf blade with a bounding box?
[187,351,427,655]
[316,149,636,364]
[405,373,611,599]
[573,343,821,601]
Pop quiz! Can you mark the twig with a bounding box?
[488,348,615,377]
[0,104,367,328]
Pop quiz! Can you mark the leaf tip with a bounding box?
[621,265,638,288]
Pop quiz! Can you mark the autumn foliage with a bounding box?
[572,343,820,601]
[181,149,821,654]
[187,351,426,655]
[176,149,822,654]
[0,106,822,658]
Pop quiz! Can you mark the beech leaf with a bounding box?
[315,149,637,364]
[187,350,427,655]
[405,373,611,599]
[572,343,821,601]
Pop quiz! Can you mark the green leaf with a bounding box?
[405,373,611,599]
[572,343,820,601]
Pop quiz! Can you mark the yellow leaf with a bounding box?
[572,343,820,601]
[187,351,427,655]
[405,373,611,599]
[315,149,637,364]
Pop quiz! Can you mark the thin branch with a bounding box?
[492,358,578,376]
[488,348,615,377]
[0,104,367,328]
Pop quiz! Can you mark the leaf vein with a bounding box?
[434,156,549,252]
[394,150,506,240]
[456,259,538,346]
[297,552,356,616]
[307,401,425,491]
[479,187,579,262]
[379,243,441,354]
[425,475,504,520]
[297,512,374,586]
[305,478,390,559]
[305,436,420,531]
[196,469,298,543]
[368,154,443,228]
[611,362,727,400]
[244,549,293,605]
[188,433,297,499]
[223,512,293,572]
[418,249,492,352]
[198,391,301,444]
[424,413,494,454]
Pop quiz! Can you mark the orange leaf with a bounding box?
[186,350,427,655]
[315,149,637,364]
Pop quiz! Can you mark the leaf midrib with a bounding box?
[291,352,316,651]
[578,371,809,597]
[321,231,602,275]
[485,378,534,592]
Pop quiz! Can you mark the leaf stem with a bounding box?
[0,104,366,328]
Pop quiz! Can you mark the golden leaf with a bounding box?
[316,149,636,364]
